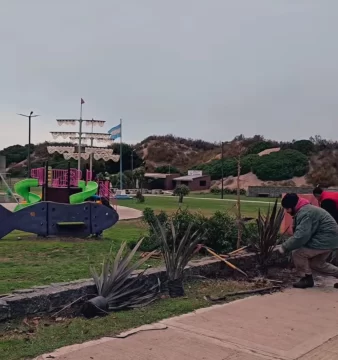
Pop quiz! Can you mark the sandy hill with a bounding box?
[3,135,338,188]
[213,173,309,191]
[134,135,221,171]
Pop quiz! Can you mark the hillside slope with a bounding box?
[135,138,220,171]
[1,134,338,187]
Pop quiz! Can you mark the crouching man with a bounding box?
[280,193,338,288]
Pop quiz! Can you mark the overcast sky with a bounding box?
[1,0,338,150]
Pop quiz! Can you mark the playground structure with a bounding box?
[13,162,116,211]
[0,201,119,239]
[0,162,119,239]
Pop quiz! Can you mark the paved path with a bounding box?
[116,205,142,220]
[1,203,142,220]
[36,277,338,360]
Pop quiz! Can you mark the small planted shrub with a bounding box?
[142,207,254,255]
[82,239,159,318]
[152,219,207,297]
[143,207,168,227]
[249,199,285,273]
[136,208,169,251]
[135,190,145,203]
[204,211,238,253]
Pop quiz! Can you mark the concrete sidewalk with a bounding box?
[36,277,338,360]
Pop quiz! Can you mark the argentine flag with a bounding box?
[108,124,121,140]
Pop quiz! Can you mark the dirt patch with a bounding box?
[258,147,280,156]
[213,172,310,190]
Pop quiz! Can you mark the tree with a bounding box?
[306,149,338,187]
[155,165,180,174]
[290,140,315,155]
[245,141,274,155]
[173,185,190,203]
[228,141,246,249]
[104,143,143,174]
[133,167,146,192]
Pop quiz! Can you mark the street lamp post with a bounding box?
[221,141,224,199]
[131,149,136,188]
[18,111,40,177]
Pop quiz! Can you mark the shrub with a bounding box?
[135,191,145,203]
[142,207,256,254]
[152,218,207,297]
[173,184,190,203]
[290,139,315,155]
[83,239,159,318]
[252,150,308,181]
[193,149,308,182]
[143,207,168,227]
[210,187,246,196]
[135,208,169,251]
[204,211,238,253]
[210,186,220,194]
[155,165,181,174]
[246,141,274,155]
[193,154,259,180]
[249,199,285,273]
[240,154,260,174]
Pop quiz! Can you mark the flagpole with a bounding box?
[78,100,83,174]
[119,118,123,190]
[89,119,93,177]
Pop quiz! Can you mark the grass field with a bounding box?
[189,192,274,201]
[124,194,271,217]
[0,186,274,359]
[0,220,148,295]
[0,191,270,294]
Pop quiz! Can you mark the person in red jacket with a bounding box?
[313,186,338,223]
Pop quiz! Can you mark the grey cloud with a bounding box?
[1,0,338,149]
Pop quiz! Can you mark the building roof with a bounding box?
[144,173,169,179]
[173,175,207,181]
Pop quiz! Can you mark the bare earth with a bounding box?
[36,276,338,360]
[214,172,309,191]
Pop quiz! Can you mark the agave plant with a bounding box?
[82,239,159,318]
[152,218,207,298]
[249,199,285,273]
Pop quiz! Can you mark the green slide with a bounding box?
[69,181,98,204]
[14,178,41,211]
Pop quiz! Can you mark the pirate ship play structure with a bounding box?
[0,106,122,239]
[0,162,118,239]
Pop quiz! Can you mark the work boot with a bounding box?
[333,283,338,289]
[293,274,314,289]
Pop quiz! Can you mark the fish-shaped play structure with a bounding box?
[0,201,119,239]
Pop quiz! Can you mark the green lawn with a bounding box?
[189,192,275,202]
[0,220,148,295]
[0,191,275,359]
[123,195,271,217]
[0,195,269,294]
[0,279,261,360]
